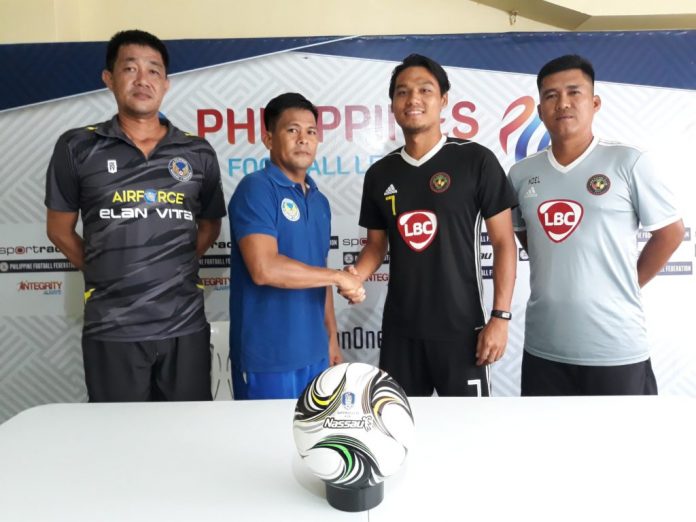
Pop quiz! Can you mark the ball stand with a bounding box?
[325,481,384,512]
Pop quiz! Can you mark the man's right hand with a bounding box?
[336,266,366,304]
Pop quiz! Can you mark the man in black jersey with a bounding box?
[45,30,226,402]
[342,54,517,397]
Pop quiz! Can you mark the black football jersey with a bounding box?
[359,137,516,339]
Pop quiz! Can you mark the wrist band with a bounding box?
[491,309,512,320]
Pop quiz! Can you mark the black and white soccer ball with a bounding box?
[293,363,414,490]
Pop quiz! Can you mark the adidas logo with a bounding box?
[384,184,397,196]
[524,186,538,198]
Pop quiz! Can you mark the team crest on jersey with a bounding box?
[168,157,193,182]
[107,159,117,174]
[429,172,451,193]
[397,210,438,252]
[281,198,300,222]
[537,200,583,243]
[586,174,611,195]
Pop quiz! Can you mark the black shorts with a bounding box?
[521,350,658,396]
[379,327,490,397]
[82,326,212,402]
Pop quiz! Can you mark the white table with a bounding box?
[378,396,696,521]
[0,397,694,521]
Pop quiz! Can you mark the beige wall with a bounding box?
[0,0,561,44]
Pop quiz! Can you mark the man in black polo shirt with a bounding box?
[342,54,518,397]
[45,30,226,402]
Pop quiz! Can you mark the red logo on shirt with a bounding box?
[537,200,583,243]
[397,210,438,252]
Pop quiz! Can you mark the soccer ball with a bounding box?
[293,363,414,511]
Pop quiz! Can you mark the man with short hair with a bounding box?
[343,54,518,397]
[509,54,684,396]
[45,29,226,402]
[228,92,365,400]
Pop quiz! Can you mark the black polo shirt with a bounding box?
[45,116,226,341]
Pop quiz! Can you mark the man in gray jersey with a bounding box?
[509,55,684,396]
[45,30,226,402]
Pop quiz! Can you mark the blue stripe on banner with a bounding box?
[0,36,339,112]
[2,31,695,111]
[311,32,696,91]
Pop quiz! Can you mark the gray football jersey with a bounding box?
[509,138,680,365]
[45,117,226,341]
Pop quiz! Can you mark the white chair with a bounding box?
[210,321,233,400]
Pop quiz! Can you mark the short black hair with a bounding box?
[537,54,595,91]
[105,29,169,73]
[263,93,318,132]
[388,54,451,100]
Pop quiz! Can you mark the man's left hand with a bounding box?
[475,318,509,366]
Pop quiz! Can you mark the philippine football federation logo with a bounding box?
[397,210,438,252]
[429,172,451,193]
[281,198,300,222]
[341,391,355,410]
[537,200,583,243]
[107,159,117,174]
[168,157,193,182]
[586,174,611,195]
[500,96,550,161]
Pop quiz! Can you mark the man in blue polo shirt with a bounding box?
[228,93,365,400]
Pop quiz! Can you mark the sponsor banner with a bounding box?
[0,259,77,273]
[16,279,63,294]
[660,262,693,276]
[199,255,231,269]
[0,272,84,317]
[200,276,230,289]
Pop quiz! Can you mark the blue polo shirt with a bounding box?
[228,162,331,372]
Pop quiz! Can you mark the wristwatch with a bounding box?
[490,309,512,320]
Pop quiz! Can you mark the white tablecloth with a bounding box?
[0,397,694,521]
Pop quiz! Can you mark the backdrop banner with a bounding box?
[1,32,694,421]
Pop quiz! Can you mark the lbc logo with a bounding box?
[537,200,583,243]
[397,210,438,252]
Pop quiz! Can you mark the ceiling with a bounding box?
[477,0,696,30]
